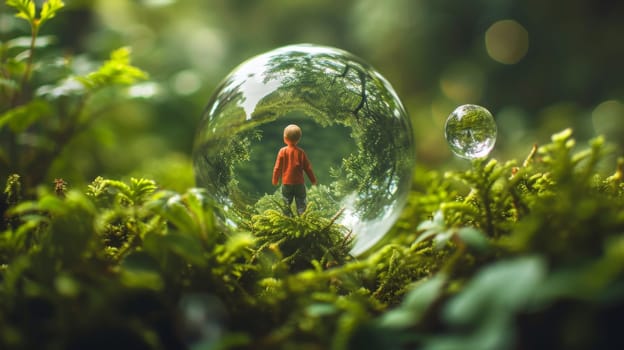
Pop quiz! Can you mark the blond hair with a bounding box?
[284,124,302,143]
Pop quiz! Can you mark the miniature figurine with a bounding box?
[272,124,317,215]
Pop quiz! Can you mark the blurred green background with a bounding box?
[2,0,623,190]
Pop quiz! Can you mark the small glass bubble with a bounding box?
[192,44,415,255]
[445,104,497,159]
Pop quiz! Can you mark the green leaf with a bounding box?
[120,252,164,290]
[128,177,158,205]
[1,216,47,253]
[378,274,447,328]
[216,233,255,264]
[456,227,489,252]
[415,210,446,244]
[418,258,547,350]
[423,313,512,350]
[157,194,198,234]
[148,188,215,243]
[0,99,53,132]
[39,0,64,26]
[417,210,445,231]
[76,47,148,91]
[306,303,338,317]
[36,194,68,214]
[433,230,453,249]
[443,256,546,326]
[143,230,206,266]
[0,77,19,92]
[6,0,36,22]
[85,177,153,206]
[6,0,64,27]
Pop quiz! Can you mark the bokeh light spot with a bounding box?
[141,0,176,7]
[172,70,202,96]
[439,62,485,103]
[485,20,529,64]
[592,100,624,139]
[128,82,159,98]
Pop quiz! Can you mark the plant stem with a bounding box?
[20,22,39,95]
[5,20,40,177]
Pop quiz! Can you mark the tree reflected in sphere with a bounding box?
[193,44,415,255]
[445,104,497,160]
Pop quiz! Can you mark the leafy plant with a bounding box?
[1,0,147,189]
[3,121,624,350]
[2,2,624,349]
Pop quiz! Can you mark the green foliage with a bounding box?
[1,128,624,349]
[354,131,624,350]
[75,47,147,91]
[193,49,413,221]
[253,184,341,219]
[4,173,22,206]
[1,1,147,188]
[2,5,624,349]
[87,176,158,206]
[7,0,64,27]
[251,208,353,273]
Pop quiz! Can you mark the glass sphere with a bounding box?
[445,104,497,159]
[192,44,415,255]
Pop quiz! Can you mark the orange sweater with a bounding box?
[272,144,317,185]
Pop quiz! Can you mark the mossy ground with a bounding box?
[2,129,623,350]
[2,3,623,349]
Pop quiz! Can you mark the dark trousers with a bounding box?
[281,183,307,215]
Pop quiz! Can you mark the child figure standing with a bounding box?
[272,124,317,216]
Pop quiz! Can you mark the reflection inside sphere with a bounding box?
[193,44,415,255]
[445,104,497,160]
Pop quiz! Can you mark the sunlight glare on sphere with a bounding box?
[192,44,415,255]
[445,104,497,160]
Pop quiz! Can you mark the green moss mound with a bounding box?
[2,129,624,349]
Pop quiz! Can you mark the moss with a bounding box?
[2,3,624,349]
[1,128,623,349]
